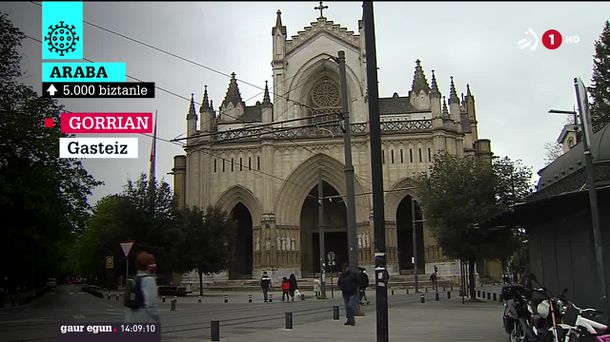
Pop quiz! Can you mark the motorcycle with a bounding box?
[561,300,609,342]
[502,283,569,342]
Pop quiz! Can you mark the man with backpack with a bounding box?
[338,263,359,326]
[124,251,160,323]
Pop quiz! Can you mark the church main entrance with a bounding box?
[396,195,425,271]
[229,203,253,279]
[299,181,348,277]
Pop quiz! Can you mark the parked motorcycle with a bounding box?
[561,300,609,342]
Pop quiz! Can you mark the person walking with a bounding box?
[124,251,160,323]
[260,271,271,303]
[337,263,359,326]
[288,274,298,302]
[281,277,290,302]
[357,267,369,305]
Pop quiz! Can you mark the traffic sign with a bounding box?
[120,241,134,257]
[105,256,114,269]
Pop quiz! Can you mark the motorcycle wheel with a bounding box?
[509,321,527,342]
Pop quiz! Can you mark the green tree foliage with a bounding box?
[590,20,610,132]
[0,13,101,291]
[76,174,182,286]
[175,205,235,296]
[415,152,533,298]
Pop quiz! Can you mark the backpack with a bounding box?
[124,275,150,309]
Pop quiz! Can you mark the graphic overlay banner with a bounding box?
[42,2,83,60]
[60,113,153,134]
[42,63,127,82]
[57,323,160,342]
[42,82,155,98]
[59,138,139,159]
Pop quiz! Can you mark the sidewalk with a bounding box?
[219,297,507,342]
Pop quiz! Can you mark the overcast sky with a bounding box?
[3,1,610,206]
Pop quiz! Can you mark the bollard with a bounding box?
[420,294,425,303]
[487,292,491,300]
[211,320,220,341]
[435,292,439,301]
[269,293,273,303]
[425,287,428,293]
[162,296,166,303]
[391,289,394,295]
[493,293,497,301]
[198,296,202,303]
[301,294,305,301]
[447,291,451,299]
[285,312,293,330]
[248,294,252,303]
[406,288,409,294]
[170,299,176,311]
[224,295,228,304]
[333,305,340,320]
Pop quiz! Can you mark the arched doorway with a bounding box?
[396,195,425,271]
[229,203,253,279]
[300,181,348,277]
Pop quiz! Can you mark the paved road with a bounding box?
[0,285,506,341]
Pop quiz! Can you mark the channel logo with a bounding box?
[517,28,538,51]
[518,28,580,51]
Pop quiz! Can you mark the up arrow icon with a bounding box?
[47,84,57,96]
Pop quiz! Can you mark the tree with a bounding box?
[544,142,564,165]
[175,205,235,296]
[415,152,533,299]
[0,13,101,291]
[75,174,182,287]
[590,20,610,132]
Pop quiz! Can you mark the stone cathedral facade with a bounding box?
[172,9,494,280]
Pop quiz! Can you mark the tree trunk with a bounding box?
[468,259,476,299]
[198,270,203,297]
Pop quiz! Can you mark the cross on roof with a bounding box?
[315,1,328,18]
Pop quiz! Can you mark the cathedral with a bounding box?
[172,7,495,281]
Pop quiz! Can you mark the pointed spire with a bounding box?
[200,85,212,112]
[221,72,244,109]
[262,80,271,106]
[430,69,440,98]
[410,59,430,95]
[275,9,282,27]
[210,100,214,111]
[273,9,286,35]
[442,96,449,118]
[449,76,459,105]
[187,93,197,119]
[466,83,472,97]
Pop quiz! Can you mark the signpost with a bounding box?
[120,241,134,288]
[328,251,336,298]
[574,77,608,319]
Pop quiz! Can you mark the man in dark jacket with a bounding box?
[260,271,271,303]
[358,267,369,305]
[337,263,359,326]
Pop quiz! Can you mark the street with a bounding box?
[0,284,507,341]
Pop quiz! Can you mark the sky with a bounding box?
[2,1,610,206]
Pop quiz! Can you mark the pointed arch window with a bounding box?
[308,77,341,126]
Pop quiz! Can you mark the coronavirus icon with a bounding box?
[44,21,79,56]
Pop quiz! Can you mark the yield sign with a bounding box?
[120,241,134,257]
